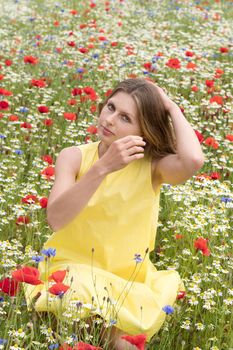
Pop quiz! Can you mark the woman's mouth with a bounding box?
[102,125,114,136]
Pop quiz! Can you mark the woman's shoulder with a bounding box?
[56,146,82,175]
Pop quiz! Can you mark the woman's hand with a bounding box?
[149,82,177,113]
[96,135,146,174]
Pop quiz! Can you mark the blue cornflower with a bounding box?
[41,248,56,257]
[19,107,29,113]
[134,253,143,264]
[162,305,174,315]
[14,150,23,155]
[92,53,99,59]
[49,344,59,350]
[76,68,84,73]
[0,297,4,302]
[221,197,232,203]
[32,255,44,263]
[0,134,6,139]
[0,339,7,345]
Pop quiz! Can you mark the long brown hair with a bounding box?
[98,78,177,159]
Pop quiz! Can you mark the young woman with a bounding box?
[27,78,204,350]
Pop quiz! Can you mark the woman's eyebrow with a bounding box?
[108,99,133,117]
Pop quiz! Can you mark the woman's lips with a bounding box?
[102,125,114,135]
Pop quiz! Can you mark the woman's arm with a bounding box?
[153,87,205,185]
[47,136,145,231]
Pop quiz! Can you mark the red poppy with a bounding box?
[186,62,196,70]
[210,172,221,180]
[72,88,82,96]
[185,51,194,57]
[67,41,76,47]
[177,291,186,299]
[0,88,13,96]
[105,89,113,97]
[205,80,214,88]
[87,125,97,134]
[219,47,229,53]
[226,134,233,142]
[20,122,32,129]
[194,237,210,256]
[63,112,77,121]
[79,47,88,54]
[24,56,39,65]
[16,215,30,225]
[5,59,13,66]
[43,119,53,126]
[194,130,204,143]
[90,105,97,113]
[54,21,60,27]
[9,115,19,121]
[80,23,87,29]
[0,277,20,296]
[214,68,224,79]
[39,197,48,208]
[209,95,223,105]
[67,99,77,105]
[41,155,53,164]
[70,9,78,15]
[49,282,70,296]
[38,105,49,113]
[0,74,4,80]
[22,195,38,204]
[165,58,181,69]
[98,36,107,41]
[49,270,66,283]
[111,41,118,47]
[41,166,55,179]
[204,137,219,149]
[175,234,183,240]
[143,62,152,70]
[83,86,97,96]
[121,334,146,350]
[196,173,211,181]
[191,85,199,92]
[31,79,46,88]
[12,266,43,285]
[0,101,9,110]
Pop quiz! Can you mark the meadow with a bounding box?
[0,0,232,349]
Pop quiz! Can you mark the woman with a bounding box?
[27,78,204,349]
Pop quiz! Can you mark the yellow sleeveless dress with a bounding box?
[25,141,183,340]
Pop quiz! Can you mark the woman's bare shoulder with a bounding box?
[57,146,82,174]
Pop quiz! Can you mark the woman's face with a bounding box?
[97,91,142,146]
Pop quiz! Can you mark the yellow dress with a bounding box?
[25,141,183,341]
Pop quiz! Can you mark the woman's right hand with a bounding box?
[96,135,146,174]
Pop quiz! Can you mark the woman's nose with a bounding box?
[106,112,116,125]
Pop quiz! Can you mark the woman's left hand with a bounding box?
[149,83,177,112]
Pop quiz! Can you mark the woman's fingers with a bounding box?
[125,145,145,156]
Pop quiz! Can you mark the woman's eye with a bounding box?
[107,103,114,111]
[121,115,130,122]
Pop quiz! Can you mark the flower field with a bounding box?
[0,0,232,349]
